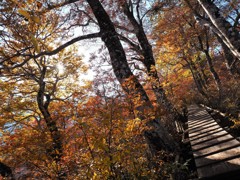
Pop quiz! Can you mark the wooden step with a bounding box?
[188,105,240,179]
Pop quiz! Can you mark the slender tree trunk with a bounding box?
[197,0,240,60]
[185,0,240,74]
[122,2,181,124]
[186,59,208,98]
[198,58,209,86]
[197,33,222,100]
[204,50,222,100]
[37,66,64,179]
[195,57,208,90]
[86,0,179,154]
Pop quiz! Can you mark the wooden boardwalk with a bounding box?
[188,105,240,179]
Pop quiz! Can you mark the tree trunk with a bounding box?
[216,35,240,76]
[186,59,208,98]
[197,33,222,100]
[0,162,14,179]
[86,0,179,154]
[37,66,64,179]
[122,2,181,124]
[186,0,240,72]
[197,0,240,60]
[198,58,209,86]
[204,50,222,100]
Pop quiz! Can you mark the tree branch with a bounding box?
[33,32,101,58]
[6,32,101,69]
[43,0,80,12]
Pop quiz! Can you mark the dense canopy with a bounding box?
[0,0,239,179]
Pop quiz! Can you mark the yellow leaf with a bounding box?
[92,172,97,180]
[38,39,53,51]
[30,34,40,53]
[32,16,40,24]
[18,9,31,20]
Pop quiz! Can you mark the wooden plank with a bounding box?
[191,130,228,145]
[194,139,240,158]
[189,123,220,134]
[197,158,240,179]
[175,121,184,133]
[188,116,213,123]
[191,134,234,150]
[189,128,224,140]
[189,120,216,130]
[189,125,223,138]
[188,105,240,179]
[194,146,240,167]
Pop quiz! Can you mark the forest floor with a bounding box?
[180,141,198,179]
[179,119,197,179]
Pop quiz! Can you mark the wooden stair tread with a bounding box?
[194,146,240,167]
[189,125,223,138]
[193,139,240,158]
[189,120,217,131]
[190,130,228,145]
[191,134,234,150]
[187,105,240,179]
[197,158,240,179]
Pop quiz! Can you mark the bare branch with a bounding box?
[135,0,142,26]
[118,33,142,54]
[43,0,80,12]
[233,12,240,29]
